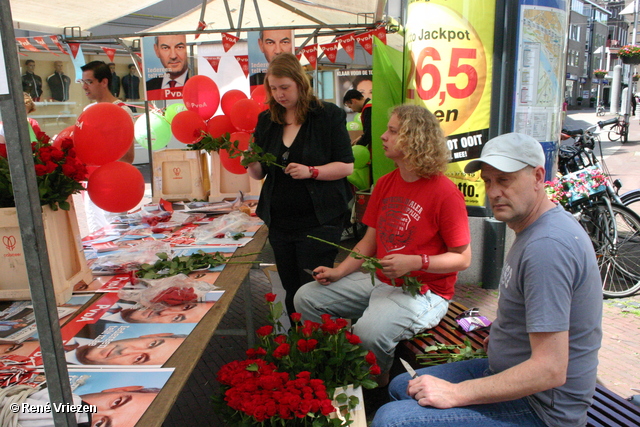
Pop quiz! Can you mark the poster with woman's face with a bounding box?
[336,68,373,109]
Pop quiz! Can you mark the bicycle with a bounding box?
[558,123,640,297]
[601,115,629,143]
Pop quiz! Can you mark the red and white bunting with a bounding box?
[204,56,221,72]
[320,42,339,63]
[235,55,249,77]
[295,52,302,61]
[354,31,374,55]
[16,38,40,53]
[67,43,81,59]
[373,26,387,45]
[194,20,207,40]
[33,37,58,55]
[49,36,69,55]
[222,32,239,52]
[301,44,318,69]
[336,32,355,60]
[102,47,116,63]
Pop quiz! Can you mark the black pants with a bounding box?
[268,220,343,317]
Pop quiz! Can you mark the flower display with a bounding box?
[618,45,640,58]
[0,133,87,211]
[593,69,607,78]
[214,294,378,426]
[545,166,607,208]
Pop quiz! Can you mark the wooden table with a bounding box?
[136,225,268,426]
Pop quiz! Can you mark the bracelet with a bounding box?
[309,166,319,179]
[420,254,430,271]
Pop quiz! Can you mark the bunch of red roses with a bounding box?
[214,293,379,426]
[0,135,87,211]
[217,359,335,425]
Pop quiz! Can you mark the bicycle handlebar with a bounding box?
[598,118,618,128]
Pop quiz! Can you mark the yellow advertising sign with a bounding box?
[404,0,496,206]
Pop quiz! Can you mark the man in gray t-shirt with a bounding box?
[373,133,602,427]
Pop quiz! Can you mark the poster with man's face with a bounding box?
[143,35,192,100]
[248,29,295,87]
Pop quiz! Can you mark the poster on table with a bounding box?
[247,29,296,89]
[67,368,175,427]
[142,35,191,101]
[513,0,568,180]
[404,0,495,207]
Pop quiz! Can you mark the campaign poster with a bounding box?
[142,35,192,101]
[336,68,373,110]
[248,29,295,88]
[404,0,496,206]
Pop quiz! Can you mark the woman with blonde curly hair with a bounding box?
[247,53,354,317]
[295,104,471,386]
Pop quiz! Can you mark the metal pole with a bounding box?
[625,0,639,137]
[0,0,75,425]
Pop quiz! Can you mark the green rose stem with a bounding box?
[187,132,285,169]
[135,251,262,279]
[306,235,426,297]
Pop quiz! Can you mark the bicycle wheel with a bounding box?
[620,189,640,217]
[586,202,640,297]
[607,124,621,141]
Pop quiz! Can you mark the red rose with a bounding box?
[345,331,361,345]
[297,338,318,353]
[49,147,65,162]
[419,284,430,295]
[290,312,302,323]
[256,325,273,337]
[365,350,377,365]
[370,364,381,375]
[246,347,267,358]
[273,343,290,359]
[265,293,276,302]
[0,144,6,158]
[321,319,341,335]
[45,161,58,173]
[321,314,332,324]
[34,164,48,176]
[274,334,287,344]
[335,318,349,329]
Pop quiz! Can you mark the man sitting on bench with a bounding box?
[373,133,603,427]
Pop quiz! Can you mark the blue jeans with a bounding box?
[372,359,547,427]
[294,272,449,373]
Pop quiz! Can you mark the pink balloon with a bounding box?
[219,132,251,175]
[229,99,261,133]
[207,115,237,138]
[171,110,207,144]
[74,103,134,166]
[87,162,145,213]
[221,90,248,117]
[251,85,269,112]
[182,75,220,121]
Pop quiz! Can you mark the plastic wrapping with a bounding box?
[118,274,219,309]
[90,241,172,274]
[193,211,253,243]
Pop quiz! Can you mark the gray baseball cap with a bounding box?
[464,132,545,173]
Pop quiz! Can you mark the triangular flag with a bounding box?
[222,33,239,52]
[204,56,221,72]
[235,55,249,77]
[373,26,387,45]
[33,37,58,55]
[102,47,116,63]
[194,20,207,40]
[68,43,81,59]
[50,36,69,55]
[301,44,318,69]
[354,31,374,55]
[295,52,302,61]
[16,38,40,53]
[336,32,355,60]
[320,42,339,63]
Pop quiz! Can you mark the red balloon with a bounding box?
[52,125,75,148]
[87,162,145,213]
[207,115,237,138]
[171,110,207,144]
[182,75,220,120]
[251,85,269,112]
[219,132,251,175]
[229,99,261,133]
[74,103,134,166]
[221,90,248,117]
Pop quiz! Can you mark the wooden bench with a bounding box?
[397,301,640,427]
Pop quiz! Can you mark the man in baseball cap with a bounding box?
[373,132,602,427]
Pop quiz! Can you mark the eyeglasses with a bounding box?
[281,149,290,165]
[76,78,95,85]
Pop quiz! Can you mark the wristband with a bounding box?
[309,166,319,179]
[420,254,430,271]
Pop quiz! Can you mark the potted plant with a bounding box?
[214,293,379,426]
[618,45,640,64]
[594,69,607,78]
[633,74,640,82]
[576,96,583,106]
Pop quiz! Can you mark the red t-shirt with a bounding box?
[362,169,470,299]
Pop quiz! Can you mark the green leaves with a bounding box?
[187,132,283,169]
[135,250,261,279]
[415,336,487,366]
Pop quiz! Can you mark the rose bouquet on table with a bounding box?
[214,293,379,426]
[0,133,87,211]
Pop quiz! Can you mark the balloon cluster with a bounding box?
[347,145,371,191]
[70,103,145,213]
[164,75,268,175]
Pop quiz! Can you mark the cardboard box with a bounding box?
[0,200,93,304]
[209,152,263,202]
[152,149,210,202]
